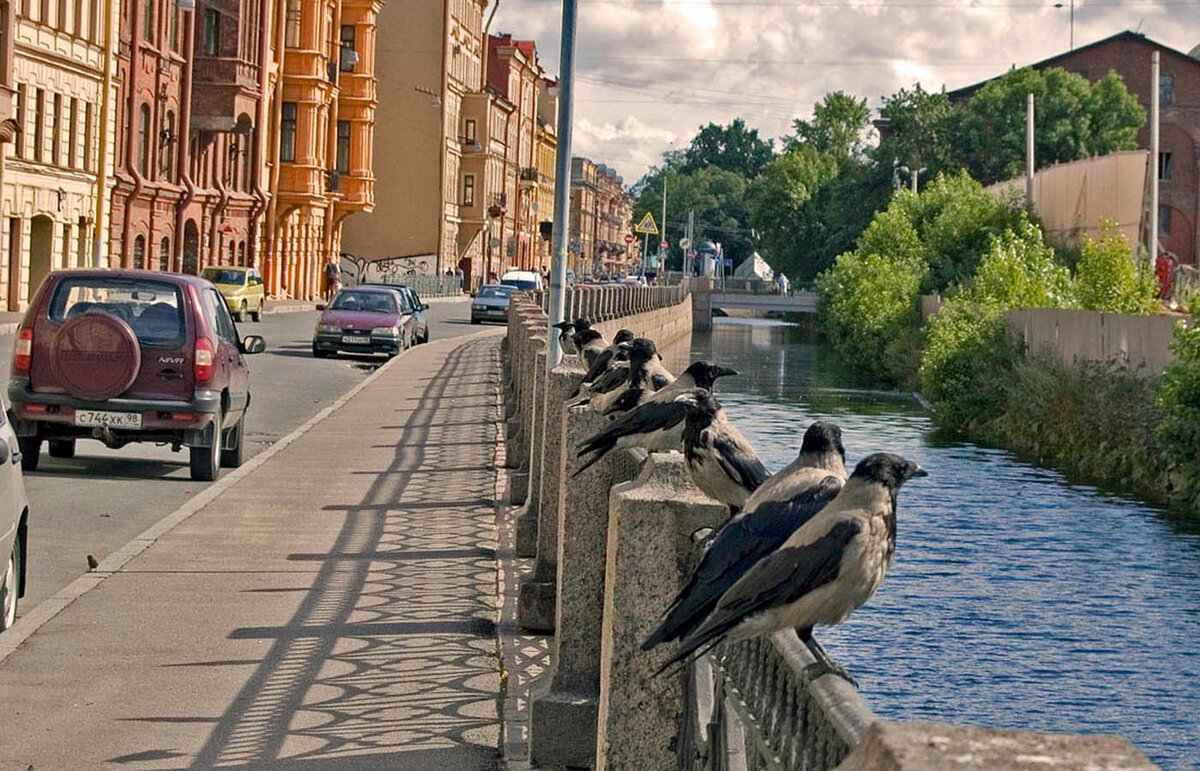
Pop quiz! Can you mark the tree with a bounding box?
[959,67,1144,184]
[746,147,838,281]
[635,166,755,271]
[788,91,871,162]
[874,84,965,183]
[681,119,774,179]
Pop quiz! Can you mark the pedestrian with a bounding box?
[323,258,342,302]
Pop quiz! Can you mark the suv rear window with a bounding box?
[49,277,186,348]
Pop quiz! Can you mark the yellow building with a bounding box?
[261,0,380,300]
[341,0,487,282]
[2,0,119,309]
[532,77,556,274]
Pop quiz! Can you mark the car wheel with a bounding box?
[421,326,430,344]
[250,302,263,323]
[0,531,20,631]
[471,317,481,325]
[312,345,331,359]
[17,437,40,473]
[220,416,245,469]
[48,439,76,459]
[189,413,222,482]
[235,302,248,323]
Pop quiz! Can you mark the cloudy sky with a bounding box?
[491,0,1198,182]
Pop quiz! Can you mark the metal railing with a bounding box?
[529,284,687,321]
[681,632,876,770]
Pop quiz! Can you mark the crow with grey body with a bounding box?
[586,337,663,416]
[570,317,594,351]
[660,453,927,680]
[582,328,635,384]
[675,388,769,512]
[573,362,738,476]
[575,328,610,371]
[642,421,848,650]
[552,321,577,354]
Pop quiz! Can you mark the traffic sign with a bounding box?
[634,212,659,235]
[624,233,635,244]
[679,237,692,250]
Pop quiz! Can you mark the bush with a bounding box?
[1155,318,1200,508]
[816,249,927,385]
[967,216,1075,307]
[1074,218,1158,314]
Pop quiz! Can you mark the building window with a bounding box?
[161,237,171,271]
[163,110,176,180]
[169,0,179,50]
[14,85,25,159]
[1158,206,1172,237]
[237,241,246,266]
[33,89,44,162]
[138,103,151,177]
[280,102,297,162]
[51,93,61,165]
[142,0,153,40]
[463,174,476,206]
[284,0,300,47]
[57,0,67,33]
[1159,151,1173,182]
[133,235,145,270]
[227,241,235,265]
[464,118,476,143]
[339,25,356,71]
[202,8,220,55]
[74,0,84,39]
[336,120,351,173]
[68,98,78,168]
[84,102,93,171]
[61,224,71,268]
[1159,74,1174,107]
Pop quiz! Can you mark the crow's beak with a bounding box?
[618,341,633,350]
[909,465,929,479]
[715,366,738,378]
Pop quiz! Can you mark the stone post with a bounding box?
[515,335,548,556]
[518,356,587,631]
[509,324,543,505]
[594,453,729,770]
[528,407,641,768]
[504,312,532,468]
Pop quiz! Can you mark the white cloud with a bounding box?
[495,0,1199,182]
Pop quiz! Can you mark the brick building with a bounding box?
[950,31,1200,265]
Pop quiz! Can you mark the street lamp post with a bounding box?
[546,0,578,367]
[1053,0,1074,51]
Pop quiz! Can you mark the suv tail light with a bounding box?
[194,338,215,383]
[12,327,32,374]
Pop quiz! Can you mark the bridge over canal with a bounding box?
[692,288,818,329]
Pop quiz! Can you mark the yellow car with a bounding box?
[202,266,265,323]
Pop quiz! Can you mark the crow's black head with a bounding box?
[614,329,636,344]
[800,421,845,460]
[627,337,658,363]
[552,321,575,332]
[851,452,927,491]
[576,328,604,346]
[573,317,592,331]
[682,361,738,390]
[673,387,720,417]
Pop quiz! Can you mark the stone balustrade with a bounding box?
[501,291,1153,770]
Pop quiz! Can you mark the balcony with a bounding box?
[519,167,539,189]
[487,193,507,218]
[191,57,261,133]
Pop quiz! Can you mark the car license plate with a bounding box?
[341,335,371,345]
[75,410,143,429]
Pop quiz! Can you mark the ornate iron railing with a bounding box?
[680,631,877,771]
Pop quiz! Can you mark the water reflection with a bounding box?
[691,318,1200,768]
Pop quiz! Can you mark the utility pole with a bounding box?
[1025,93,1035,205]
[1149,50,1160,267]
[661,175,668,258]
[546,0,577,367]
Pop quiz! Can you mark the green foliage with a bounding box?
[967,217,1075,308]
[959,67,1145,184]
[1074,218,1159,313]
[815,249,927,385]
[681,118,775,179]
[788,92,872,163]
[1155,319,1200,509]
[874,84,965,181]
[745,147,840,282]
[634,166,754,271]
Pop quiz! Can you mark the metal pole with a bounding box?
[661,174,668,260]
[1149,50,1160,266]
[1025,93,1035,205]
[1070,0,1074,50]
[546,0,577,367]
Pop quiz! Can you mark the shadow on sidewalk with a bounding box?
[177,337,502,770]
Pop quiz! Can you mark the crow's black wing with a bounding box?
[712,432,770,494]
[577,399,687,458]
[583,347,615,383]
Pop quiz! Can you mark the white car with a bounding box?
[0,395,29,631]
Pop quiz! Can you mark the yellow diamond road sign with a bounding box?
[634,212,659,235]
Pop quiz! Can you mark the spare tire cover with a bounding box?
[50,312,142,401]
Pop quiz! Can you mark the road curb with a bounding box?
[0,330,499,664]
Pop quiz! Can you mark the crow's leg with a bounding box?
[796,628,858,688]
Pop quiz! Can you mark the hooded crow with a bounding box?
[573,362,738,476]
[660,452,927,676]
[675,388,769,512]
[576,329,610,370]
[552,321,577,354]
[587,337,667,416]
[642,421,848,650]
[582,328,636,384]
[570,317,594,351]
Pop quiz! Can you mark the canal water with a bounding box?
[687,318,1200,769]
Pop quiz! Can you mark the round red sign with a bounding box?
[624,234,635,244]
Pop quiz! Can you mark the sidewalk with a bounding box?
[0,329,506,770]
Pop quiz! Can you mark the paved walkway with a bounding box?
[0,330,506,770]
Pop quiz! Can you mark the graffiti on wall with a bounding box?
[340,253,438,286]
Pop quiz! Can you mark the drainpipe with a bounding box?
[175,7,197,272]
[247,0,271,267]
[435,0,451,275]
[322,0,343,281]
[119,0,151,269]
[91,0,117,267]
[262,0,286,296]
[209,135,230,266]
[480,0,498,91]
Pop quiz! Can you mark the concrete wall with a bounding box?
[1007,307,1186,375]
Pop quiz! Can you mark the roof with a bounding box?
[947,30,1200,101]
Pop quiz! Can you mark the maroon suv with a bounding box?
[8,270,265,481]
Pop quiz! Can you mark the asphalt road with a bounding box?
[0,298,486,617]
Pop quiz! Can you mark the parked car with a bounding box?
[471,284,515,324]
[8,270,266,482]
[500,270,543,291]
[201,265,265,323]
[356,283,430,344]
[312,287,416,359]
[0,393,29,632]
